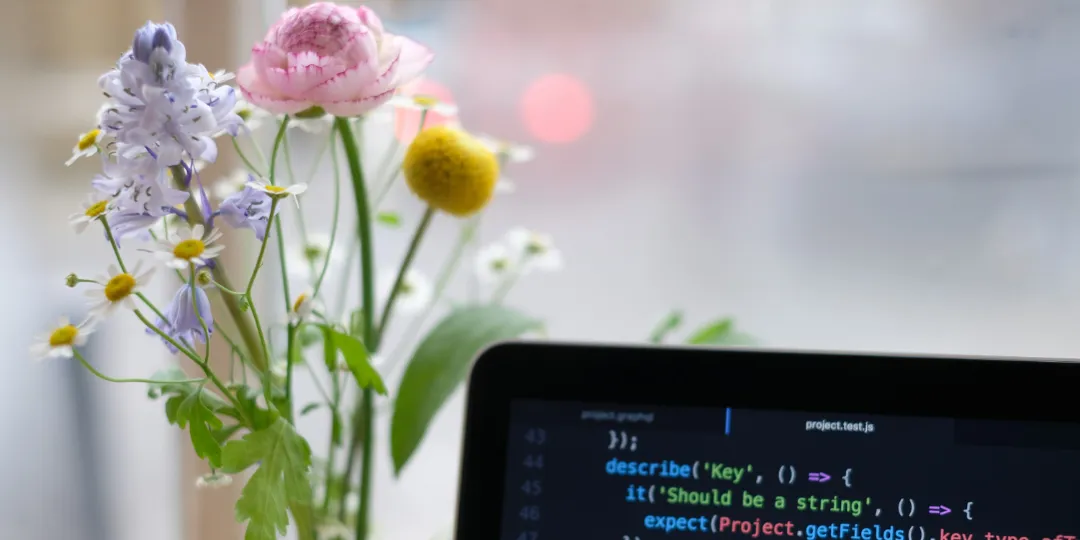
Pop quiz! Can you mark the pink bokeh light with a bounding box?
[520,73,595,144]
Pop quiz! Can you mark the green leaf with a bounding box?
[321,326,337,372]
[391,305,542,474]
[328,329,387,395]
[176,390,225,468]
[164,395,184,425]
[221,419,313,540]
[649,310,684,344]
[376,211,402,227]
[299,402,322,416]
[685,318,734,345]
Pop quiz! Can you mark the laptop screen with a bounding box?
[500,400,1080,540]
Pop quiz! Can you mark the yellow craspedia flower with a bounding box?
[403,126,500,217]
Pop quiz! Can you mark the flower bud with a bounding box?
[65,273,79,288]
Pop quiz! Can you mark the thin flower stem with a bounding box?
[491,270,523,305]
[269,118,290,186]
[384,218,478,374]
[170,166,267,373]
[189,265,212,363]
[313,124,342,298]
[373,110,427,206]
[211,281,245,296]
[99,216,128,274]
[376,206,436,342]
[282,128,311,242]
[74,350,205,385]
[284,322,298,424]
[246,199,281,297]
[245,199,280,406]
[136,292,167,322]
[333,236,359,322]
[231,137,266,177]
[335,115,378,540]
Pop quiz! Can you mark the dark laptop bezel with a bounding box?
[454,341,1080,539]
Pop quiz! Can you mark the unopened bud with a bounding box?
[65,273,80,288]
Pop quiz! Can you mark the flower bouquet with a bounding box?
[38,3,750,539]
[41,3,561,539]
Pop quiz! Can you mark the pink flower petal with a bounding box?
[252,42,287,74]
[384,34,434,88]
[321,87,396,117]
[306,57,386,103]
[237,65,313,115]
[356,6,385,34]
[263,57,336,97]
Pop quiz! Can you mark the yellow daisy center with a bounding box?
[492,258,509,271]
[78,129,101,151]
[292,293,308,313]
[264,185,287,194]
[413,95,439,107]
[174,239,206,260]
[84,200,108,218]
[303,245,324,261]
[104,273,137,302]
[525,240,546,255]
[49,325,78,347]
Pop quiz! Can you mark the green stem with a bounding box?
[313,124,342,299]
[491,270,523,305]
[99,215,128,274]
[231,137,266,177]
[375,206,435,341]
[335,115,378,540]
[245,198,280,406]
[384,219,477,372]
[170,166,267,373]
[284,322,298,424]
[338,406,364,521]
[269,117,290,185]
[74,350,205,385]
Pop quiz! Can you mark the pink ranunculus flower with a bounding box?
[237,2,433,117]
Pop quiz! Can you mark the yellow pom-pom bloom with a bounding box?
[403,126,500,217]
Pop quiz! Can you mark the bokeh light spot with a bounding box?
[520,73,594,144]
[395,78,457,142]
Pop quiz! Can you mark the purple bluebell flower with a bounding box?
[132,22,178,64]
[218,183,272,240]
[148,284,213,353]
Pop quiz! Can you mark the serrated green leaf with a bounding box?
[328,330,387,395]
[164,395,184,425]
[221,419,313,540]
[176,390,225,468]
[376,211,402,227]
[648,310,684,344]
[391,305,542,474]
[686,318,734,345]
[212,424,243,444]
[299,402,322,416]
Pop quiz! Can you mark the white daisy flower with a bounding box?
[207,69,235,84]
[195,472,233,489]
[153,223,225,270]
[246,179,308,200]
[289,291,316,324]
[389,94,459,117]
[377,268,432,315]
[212,169,252,200]
[475,243,515,284]
[232,96,270,132]
[66,129,103,166]
[505,227,563,274]
[477,134,535,164]
[30,316,96,361]
[68,193,112,234]
[85,261,155,317]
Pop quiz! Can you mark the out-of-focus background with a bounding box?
[5,0,1080,538]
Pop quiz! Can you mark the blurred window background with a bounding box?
[5,0,1080,539]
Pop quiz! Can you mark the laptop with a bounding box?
[454,342,1080,540]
